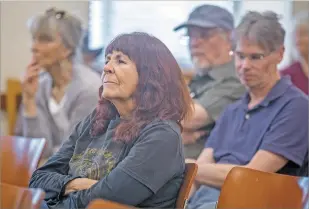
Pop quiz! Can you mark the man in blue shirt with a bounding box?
[188,11,308,209]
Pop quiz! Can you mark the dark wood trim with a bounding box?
[0,93,6,111]
[0,93,22,111]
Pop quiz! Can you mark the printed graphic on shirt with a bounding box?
[69,147,117,180]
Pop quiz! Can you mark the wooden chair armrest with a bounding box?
[87,199,136,209]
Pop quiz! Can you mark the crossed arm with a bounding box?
[182,103,211,144]
[182,79,246,144]
[188,148,288,196]
[29,123,182,208]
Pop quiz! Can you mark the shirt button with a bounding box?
[245,114,250,120]
[190,92,196,98]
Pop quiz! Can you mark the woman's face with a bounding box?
[295,24,309,59]
[31,34,71,68]
[101,51,139,102]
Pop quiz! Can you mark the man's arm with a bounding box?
[183,79,245,131]
[195,150,288,188]
[195,97,308,188]
[182,103,212,131]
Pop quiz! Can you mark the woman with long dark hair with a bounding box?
[30,32,193,209]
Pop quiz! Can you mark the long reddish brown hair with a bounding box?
[90,32,193,142]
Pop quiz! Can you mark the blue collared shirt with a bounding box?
[205,77,308,172]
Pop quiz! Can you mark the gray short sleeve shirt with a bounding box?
[189,60,245,122]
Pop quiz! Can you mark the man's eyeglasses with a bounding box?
[188,28,222,39]
[179,28,225,45]
[234,51,269,62]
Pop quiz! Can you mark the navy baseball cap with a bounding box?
[174,5,234,31]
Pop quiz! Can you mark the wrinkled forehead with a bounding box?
[105,50,130,60]
[187,26,227,37]
[187,26,217,32]
[235,37,267,54]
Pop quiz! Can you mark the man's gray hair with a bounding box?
[27,7,84,61]
[233,11,285,52]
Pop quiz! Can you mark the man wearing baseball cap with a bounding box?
[174,5,245,159]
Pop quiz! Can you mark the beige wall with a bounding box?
[0,1,89,91]
[292,1,309,15]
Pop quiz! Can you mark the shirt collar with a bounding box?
[241,76,293,107]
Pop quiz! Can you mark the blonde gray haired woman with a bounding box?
[15,8,101,158]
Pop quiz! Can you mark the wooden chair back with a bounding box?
[87,162,198,209]
[6,78,22,135]
[87,199,134,209]
[176,162,198,209]
[1,136,46,187]
[217,167,303,209]
[1,182,45,209]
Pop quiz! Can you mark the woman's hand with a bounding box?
[64,178,98,196]
[22,58,40,116]
[22,58,40,100]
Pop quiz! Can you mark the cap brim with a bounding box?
[173,19,217,31]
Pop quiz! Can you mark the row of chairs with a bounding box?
[0,135,197,209]
[1,136,46,209]
[1,135,307,209]
[1,182,45,209]
[88,167,306,209]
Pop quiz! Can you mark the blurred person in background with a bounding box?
[187,11,308,209]
[82,31,104,75]
[281,11,309,94]
[174,5,245,159]
[15,8,101,158]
